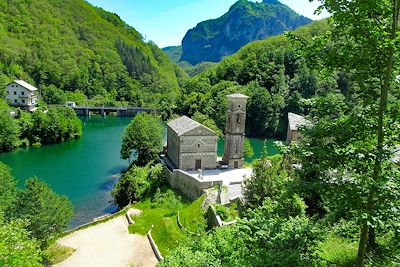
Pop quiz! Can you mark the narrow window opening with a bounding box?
[236,114,241,124]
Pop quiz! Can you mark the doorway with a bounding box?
[195,159,202,170]
[234,161,239,168]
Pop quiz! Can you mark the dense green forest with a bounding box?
[0,0,186,107]
[0,103,82,152]
[174,20,334,139]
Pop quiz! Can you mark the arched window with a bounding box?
[198,144,201,149]
[236,114,241,124]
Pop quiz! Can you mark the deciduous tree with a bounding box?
[0,215,42,267]
[120,113,163,165]
[292,1,400,265]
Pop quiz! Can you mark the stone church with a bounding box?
[166,93,249,171]
[166,116,218,170]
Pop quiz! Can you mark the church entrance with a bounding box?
[195,159,202,170]
[234,161,239,168]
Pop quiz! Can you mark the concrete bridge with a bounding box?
[72,106,158,117]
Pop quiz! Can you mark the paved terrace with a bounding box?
[185,168,252,186]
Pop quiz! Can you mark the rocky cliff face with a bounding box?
[180,0,312,65]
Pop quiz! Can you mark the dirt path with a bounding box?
[54,209,158,267]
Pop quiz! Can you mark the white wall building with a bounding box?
[286,112,307,144]
[5,80,39,111]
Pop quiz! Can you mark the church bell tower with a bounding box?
[223,93,248,168]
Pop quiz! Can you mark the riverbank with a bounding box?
[0,116,132,228]
[0,115,280,228]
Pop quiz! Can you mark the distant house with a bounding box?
[65,101,76,108]
[166,116,218,171]
[5,80,39,111]
[286,112,307,144]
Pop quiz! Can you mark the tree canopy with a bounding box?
[120,113,163,165]
[0,0,182,107]
[0,215,42,267]
[289,0,400,266]
[15,178,74,245]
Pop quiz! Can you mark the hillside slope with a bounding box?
[176,20,332,138]
[0,0,183,106]
[180,0,312,65]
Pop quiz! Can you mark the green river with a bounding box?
[0,116,278,228]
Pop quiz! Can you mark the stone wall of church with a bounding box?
[179,152,217,170]
[166,128,179,168]
[179,135,218,170]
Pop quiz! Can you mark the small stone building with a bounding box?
[166,116,218,171]
[286,112,306,144]
[5,80,39,111]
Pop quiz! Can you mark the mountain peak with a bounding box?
[262,0,281,4]
[180,0,312,65]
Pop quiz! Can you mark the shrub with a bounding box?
[112,163,166,208]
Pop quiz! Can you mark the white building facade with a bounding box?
[5,80,39,111]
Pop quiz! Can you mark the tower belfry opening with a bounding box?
[222,93,249,169]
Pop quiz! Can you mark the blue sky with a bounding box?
[86,0,329,48]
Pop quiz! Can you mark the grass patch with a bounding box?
[179,196,207,233]
[214,203,239,222]
[129,189,206,256]
[318,236,358,267]
[43,243,75,265]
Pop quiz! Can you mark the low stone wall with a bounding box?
[64,204,132,234]
[207,205,223,228]
[147,229,164,262]
[207,205,237,228]
[125,213,134,225]
[165,167,223,200]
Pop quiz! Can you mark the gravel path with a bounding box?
[54,209,158,267]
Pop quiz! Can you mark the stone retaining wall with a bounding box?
[164,166,223,200]
[207,205,237,228]
[64,204,132,234]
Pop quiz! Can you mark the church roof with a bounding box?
[167,116,216,136]
[288,112,307,131]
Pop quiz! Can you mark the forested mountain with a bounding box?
[162,46,182,64]
[175,20,332,138]
[0,0,185,107]
[180,0,312,65]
